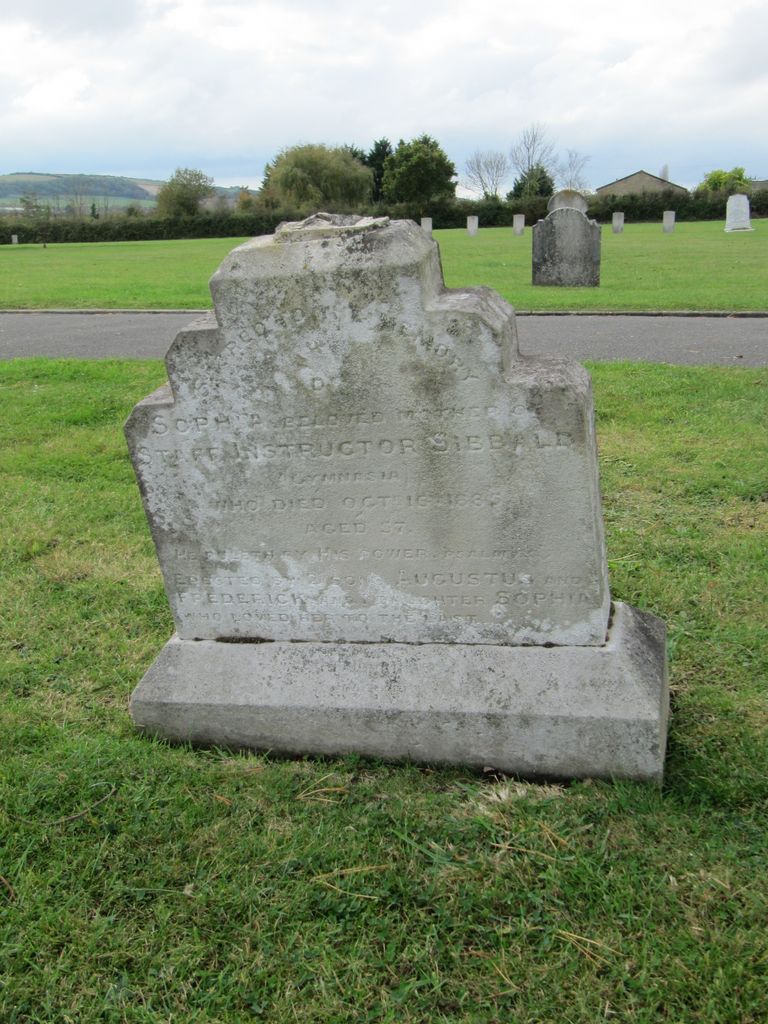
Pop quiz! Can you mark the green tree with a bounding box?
[236,187,257,213]
[364,138,393,203]
[507,163,555,199]
[156,167,214,217]
[381,135,456,205]
[265,144,373,209]
[699,167,751,194]
[342,144,367,164]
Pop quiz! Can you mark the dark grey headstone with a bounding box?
[532,208,601,287]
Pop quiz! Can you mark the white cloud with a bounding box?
[0,0,766,187]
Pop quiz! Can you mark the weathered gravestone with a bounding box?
[126,212,668,781]
[467,215,479,236]
[532,207,601,287]
[11,234,19,245]
[420,217,433,237]
[513,214,525,236]
[547,190,589,214]
[724,194,753,232]
[663,211,675,233]
[612,212,625,234]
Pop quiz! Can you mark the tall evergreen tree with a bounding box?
[507,163,555,199]
[364,138,393,203]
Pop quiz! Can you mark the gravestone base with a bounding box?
[130,601,668,783]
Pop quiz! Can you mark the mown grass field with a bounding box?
[1,359,767,1022]
[1,220,766,311]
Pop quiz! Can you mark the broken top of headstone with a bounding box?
[724,194,753,232]
[275,211,390,241]
[126,213,610,648]
[547,190,589,214]
[126,213,668,781]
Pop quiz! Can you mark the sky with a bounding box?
[1,0,767,193]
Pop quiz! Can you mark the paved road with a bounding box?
[0,310,766,366]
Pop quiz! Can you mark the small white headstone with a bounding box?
[420,217,432,237]
[513,214,525,236]
[547,190,589,214]
[724,194,753,232]
[663,211,675,233]
[612,213,624,234]
[11,234,19,245]
[467,215,479,236]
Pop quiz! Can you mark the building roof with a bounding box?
[596,170,688,192]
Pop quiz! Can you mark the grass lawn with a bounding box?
[1,359,767,1022]
[1,221,766,312]
[438,220,768,312]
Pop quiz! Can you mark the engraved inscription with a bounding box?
[125,217,609,645]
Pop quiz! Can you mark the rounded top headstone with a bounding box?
[547,190,589,214]
[724,193,753,232]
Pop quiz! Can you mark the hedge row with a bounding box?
[0,211,289,245]
[2,191,765,244]
[588,189,768,221]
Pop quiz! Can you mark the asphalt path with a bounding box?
[0,310,766,366]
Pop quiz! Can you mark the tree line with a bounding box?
[116,126,765,220]
[4,123,765,240]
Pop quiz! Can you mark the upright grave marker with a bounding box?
[126,212,668,781]
[663,211,675,233]
[11,234,18,245]
[724,194,753,232]
[420,217,432,236]
[513,214,525,236]
[612,212,625,234]
[532,198,601,287]
[467,215,479,236]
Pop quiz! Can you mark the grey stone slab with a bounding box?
[725,194,753,232]
[532,208,601,287]
[420,217,432,236]
[547,190,588,214]
[124,213,668,782]
[130,600,669,783]
[663,211,675,233]
[467,215,479,236]
[125,214,610,647]
[513,214,525,236]
[612,212,625,234]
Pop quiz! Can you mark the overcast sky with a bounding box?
[1,0,767,192]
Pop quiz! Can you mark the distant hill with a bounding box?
[0,172,240,213]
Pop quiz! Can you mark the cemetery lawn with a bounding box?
[1,359,767,1022]
[1,220,767,311]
